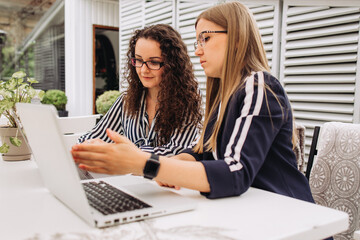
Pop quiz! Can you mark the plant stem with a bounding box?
[5,110,17,128]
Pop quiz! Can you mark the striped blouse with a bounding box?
[78,92,199,156]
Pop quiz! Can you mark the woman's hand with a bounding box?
[83,138,105,145]
[71,129,149,175]
[155,180,181,190]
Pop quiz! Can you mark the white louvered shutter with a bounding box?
[177,0,217,107]
[280,1,360,158]
[119,0,174,90]
[236,0,281,78]
[145,0,174,26]
[119,0,143,90]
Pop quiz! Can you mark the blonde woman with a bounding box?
[71,2,314,203]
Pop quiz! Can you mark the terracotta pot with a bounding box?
[0,127,32,161]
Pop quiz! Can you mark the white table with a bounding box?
[0,159,348,240]
[354,230,360,240]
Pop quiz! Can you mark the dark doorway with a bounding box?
[93,25,119,113]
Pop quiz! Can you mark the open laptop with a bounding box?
[16,103,196,228]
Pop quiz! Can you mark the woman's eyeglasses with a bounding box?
[130,58,164,70]
[194,30,227,49]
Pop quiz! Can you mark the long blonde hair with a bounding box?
[193,2,270,153]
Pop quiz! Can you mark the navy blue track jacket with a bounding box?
[183,71,314,202]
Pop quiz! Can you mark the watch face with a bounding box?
[144,158,160,179]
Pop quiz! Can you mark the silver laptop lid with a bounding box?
[16,103,95,227]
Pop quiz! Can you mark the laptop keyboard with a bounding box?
[83,181,151,215]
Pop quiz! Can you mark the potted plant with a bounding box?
[95,90,121,115]
[41,89,68,117]
[0,71,44,161]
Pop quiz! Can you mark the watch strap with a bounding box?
[143,153,160,180]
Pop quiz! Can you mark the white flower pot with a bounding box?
[0,127,31,161]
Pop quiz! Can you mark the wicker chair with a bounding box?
[294,122,306,174]
[308,122,360,240]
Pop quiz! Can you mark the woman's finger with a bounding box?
[155,180,181,190]
[72,142,112,153]
[78,164,110,174]
[72,150,104,160]
[72,151,110,167]
[85,138,104,144]
[107,129,133,145]
[74,157,107,168]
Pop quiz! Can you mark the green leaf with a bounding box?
[10,137,22,147]
[27,78,39,84]
[5,78,18,91]
[17,78,24,84]
[27,88,36,100]
[37,90,45,100]
[0,100,14,113]
[0,143,10,153]
[0,89,12,99]
[12,71,26,79]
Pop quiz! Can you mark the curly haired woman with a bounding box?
[78,24,202,157]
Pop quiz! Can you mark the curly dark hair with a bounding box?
[123,24,202,145]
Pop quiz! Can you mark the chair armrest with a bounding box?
[58,114,102,134]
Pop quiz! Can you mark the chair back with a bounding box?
[294,122,306,173]
[306,126,321,180]
[309,122,360,240]
[58,114,101,150]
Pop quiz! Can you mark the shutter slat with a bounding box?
[256,19,274,29]
[287,13,360,32]
[288,94,354,103]
[286,33,358,50]
[145,12,173,25]
[284,63,357,74]
[285,44,358,58]
[294,111,353,123]
[146,1,171,9]
[145,5,172,19]
[179,18,196,28]
[287,7,360,24]
[178,2,215,15]
[121,12,143,22]
[254,11,274,21]
[283,75,355,84]
[287,6,329,16]
[292,102,353,114]
[284,84,355,93]
[259,27,274,36]
[284,54,357,66]
[286,22,359,41]
[179,25,195,35]
[120,3,142,19]
[262,35,273,44]
[249,5,274,14]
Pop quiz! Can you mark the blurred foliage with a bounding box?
[96,90,121,115]
[41,89,67,111]
[1,36,35,79]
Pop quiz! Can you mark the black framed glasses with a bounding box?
[130,58,164,70]
[194,30,227,49]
